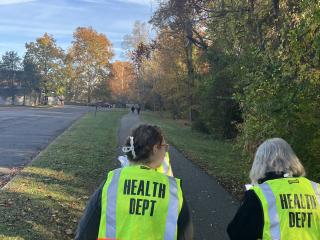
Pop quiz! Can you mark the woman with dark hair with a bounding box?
[76,124,193,240]
[227,138,320,240]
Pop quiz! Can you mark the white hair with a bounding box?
[250,138,305,184]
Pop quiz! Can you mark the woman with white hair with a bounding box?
[227,138,320,239]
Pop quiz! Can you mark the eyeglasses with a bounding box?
[160,143,169,152]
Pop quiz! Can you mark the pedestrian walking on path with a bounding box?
[75,124,193,240]
[228,138,320,240]
[117,113,238,240]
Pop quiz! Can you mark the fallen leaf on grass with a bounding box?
[65,229,73,235]
[78,196,89,200]
[1,200,14,207]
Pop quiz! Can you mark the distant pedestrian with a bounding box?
[131,105,135,113]
[227,138,320,240]
[137,105,141,115]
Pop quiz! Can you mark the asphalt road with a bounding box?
[0,105,91,168]
[117,113,239,240]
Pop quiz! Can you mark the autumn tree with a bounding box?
[109,61,135,104]
[150,0,214,121]
[122,21,150,52]
[134,0,320,182]
[122,21,153,106]
[149,29,189,117]
[25,33,65,105]
[64,52,77,102]
[69,27,113,103]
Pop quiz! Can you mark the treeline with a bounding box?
[0,27,113,105]
[126,0,320,178]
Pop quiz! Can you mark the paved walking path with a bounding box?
[117,112,239,240]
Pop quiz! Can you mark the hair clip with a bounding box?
[122,136,136,159]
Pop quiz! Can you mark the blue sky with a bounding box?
[0,0,157,61]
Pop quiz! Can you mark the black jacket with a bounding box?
[75,179,193,240]
[227,172,289,240]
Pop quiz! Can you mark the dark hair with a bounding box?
[124,124,164,163]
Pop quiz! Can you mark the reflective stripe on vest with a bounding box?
[102,167,181,239]
[106,168,122,239]
[259,182,281,239]
[162,157,169,174]
[311,181,320,206]
[156,152,173,176]
[164,177,179,240]
[253,177,320,240]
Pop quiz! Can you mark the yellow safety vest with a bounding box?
[98,165,183,240]
[252,177,320,240]
[156,152,173,176]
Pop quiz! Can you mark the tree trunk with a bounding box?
[87,85,91,104]
[38,91,41,106]
[11,72,15,105]
[185,18,194,122]
[44,88,48,105]
[257,22,265,50]
[272,0,281,48]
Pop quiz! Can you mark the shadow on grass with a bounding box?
[0,158,119,240]
[0,189,79,240]
[0,111,125,240]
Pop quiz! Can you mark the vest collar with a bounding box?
[127,164,153,171]
[258,172,286,184]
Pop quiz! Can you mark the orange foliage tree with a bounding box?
[68,27,114,103]
[109,61,135,104]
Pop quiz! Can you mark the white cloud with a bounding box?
[79,0,158,7]
[116,0,157,6]
[0,25,72,36]
[0,0,37,5]
[79,0,157,5]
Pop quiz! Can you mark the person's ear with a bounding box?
[153,145,158,154]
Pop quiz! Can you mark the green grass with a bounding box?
[0,110,126,240]
[142,111,251,198]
